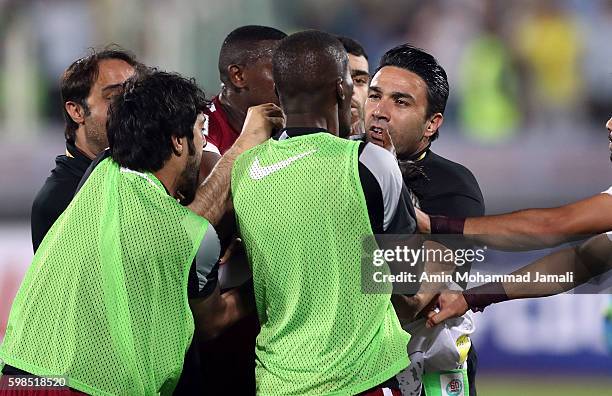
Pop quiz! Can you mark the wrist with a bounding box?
[229,139,251,155]
[429,215,465,234]
[463,281,509,312]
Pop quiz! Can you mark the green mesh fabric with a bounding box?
[0,158,208,395]
[232,133,410,395]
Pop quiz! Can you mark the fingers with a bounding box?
[416,292,439,318]
[382,129,393,147]
[425,292,469,328]
[247,103,286,131]
[268,116,286,130]
[253,103,284,118]
[426,308,452,328]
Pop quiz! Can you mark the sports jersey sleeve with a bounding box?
[358,142,416,234]
[188,224,222,299]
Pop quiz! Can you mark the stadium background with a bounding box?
[0,0,610,394]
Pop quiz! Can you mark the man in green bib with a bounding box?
[0,71,283,395]
[231,30,416,395]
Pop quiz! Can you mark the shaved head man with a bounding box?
[231,30,417,395]
[273,31,353,137]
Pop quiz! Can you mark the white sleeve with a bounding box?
[194,225,221,292]
[203,142,221,155]
[359,142,403,231]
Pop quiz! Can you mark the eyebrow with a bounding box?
[368,85,415,101]
[101,83,124,93]
[351,69,370,78]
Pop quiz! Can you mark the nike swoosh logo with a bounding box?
[248,150,317,180]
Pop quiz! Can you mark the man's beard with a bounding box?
[176,154,200,205]
[84,117,109,153]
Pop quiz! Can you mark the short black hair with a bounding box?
[377,44,449,141]
[273,30,347,100]
[107,71,209,172]
[60,45,142,143]
[218,25,287,86]
[336,35,368,60]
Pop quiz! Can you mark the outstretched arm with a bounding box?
[418,193,612,250]
[425,233,612,327]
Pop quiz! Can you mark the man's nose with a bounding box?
[372,100,390,122]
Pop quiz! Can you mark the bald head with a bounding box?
[273,30,349,101]
[272,30,352,136]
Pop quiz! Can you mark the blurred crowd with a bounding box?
[286,0,612,141]
[0,0,611,142]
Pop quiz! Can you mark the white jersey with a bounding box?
[397,313,475,395]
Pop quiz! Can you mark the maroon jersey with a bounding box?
[203,96,240,155]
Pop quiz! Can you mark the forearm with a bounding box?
[213,282,255,333]
[504,247,588,298]
[191,281,255,340]
[429,194,612,250]
[426,207,572,250]
[505,234,611,298]
[463,208,570,250]
[464,234,612,310]
[188,142,247,226]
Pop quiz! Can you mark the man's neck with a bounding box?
[218,87,247,133]
[153,165,180,198]
[402,140,430,161]
[74,139,99,160]
[285,112,338,136]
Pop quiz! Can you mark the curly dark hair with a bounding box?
[107,71,209,172]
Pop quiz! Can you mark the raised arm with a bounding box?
[188,103,284,225]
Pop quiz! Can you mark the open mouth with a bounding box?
[369,125,385,135]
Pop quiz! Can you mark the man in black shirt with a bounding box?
[365,44,484,395]
[31,48,141,251]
